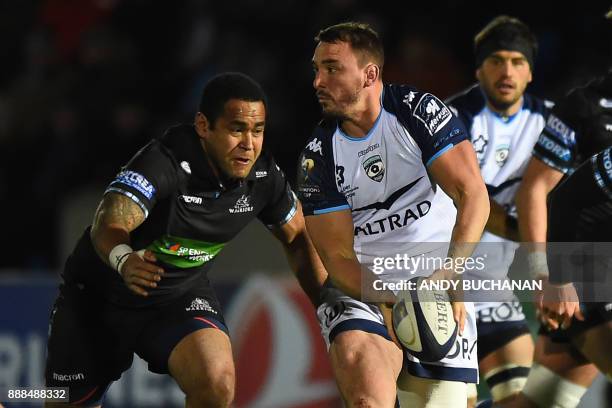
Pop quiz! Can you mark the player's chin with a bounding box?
[321,106,345,120]
[229,165,253,179]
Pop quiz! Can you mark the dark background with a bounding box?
[1,0,610,269]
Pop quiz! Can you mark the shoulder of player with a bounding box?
[445,84,485,115]
[521,93,553,117]
[301,120,336,157]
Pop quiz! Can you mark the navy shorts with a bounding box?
[45,283,228,406]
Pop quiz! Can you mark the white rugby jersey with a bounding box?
[447,84,551,216]
[448,85,551,314]
[298,84,469,274]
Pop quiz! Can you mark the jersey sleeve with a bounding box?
[389,86,469,166]
[104,141,176,218]
[296,129,349,216]
[532,91,581,173]
[257,156,299,228]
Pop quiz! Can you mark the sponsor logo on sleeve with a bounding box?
[545,114,575,143]
[537,134,572,161]
[114,170,156,200]
[413,94,452,135]
[306,138,323,156]
[403,91,416,108]
[300,158,315,182]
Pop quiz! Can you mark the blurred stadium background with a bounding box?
[0,0,610,406]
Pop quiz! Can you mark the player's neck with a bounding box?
[341,84,383,138]
[486,96,523,119]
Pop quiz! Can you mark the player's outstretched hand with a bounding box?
[120,250,164,296]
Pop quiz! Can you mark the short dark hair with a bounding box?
[198,72,267,127]
[315,22,384,72]
[474,15,538,69]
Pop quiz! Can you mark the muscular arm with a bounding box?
[485,200,519,241]
[90,192,163,296]
[516,157,564,245]
[303,209,363,300]
[270,202,328,306]
[90,193,146,264]
[429,140,490,258]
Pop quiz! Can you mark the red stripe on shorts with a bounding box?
[193,316,219,329]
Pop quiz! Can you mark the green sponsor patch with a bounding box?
[147,235,225,268]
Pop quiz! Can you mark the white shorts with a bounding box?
[317,284,479,383]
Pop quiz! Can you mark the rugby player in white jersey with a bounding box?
[297,22,489,407]
[446,16,550,406]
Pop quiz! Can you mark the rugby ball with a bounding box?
[392,277,457,362]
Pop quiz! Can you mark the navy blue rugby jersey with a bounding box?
[297,84,468,268]
[64,124,297,307]
[447,84,551,214]
[547,147,612,284]
[533,73,612,174]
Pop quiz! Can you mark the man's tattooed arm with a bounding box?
[90,193,146,267]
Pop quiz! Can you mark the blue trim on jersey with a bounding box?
[267,197,298,229]
[426,143,454,167]
[403,358,479,383]
[532,151,572,174]
[313,204,351,215]
[329,318,391,344]
[337,107,384,142]
[489,107,520,124]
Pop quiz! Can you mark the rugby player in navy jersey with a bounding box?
[513,69,612,407]
[44,72,326,407]
[446,16,549,406]
[298,22,489,407]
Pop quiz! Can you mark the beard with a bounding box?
[487,93,521,112]
[319,86,361,120]
[483,82,523,113]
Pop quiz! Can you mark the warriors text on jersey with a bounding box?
[64,124,297,307]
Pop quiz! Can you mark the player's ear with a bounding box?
[364,64,380,87]
[475,67,482,83]
[194,112,211,139]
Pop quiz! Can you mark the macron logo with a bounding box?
[180,195,203,204]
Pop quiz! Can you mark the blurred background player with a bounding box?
[298,22,489,407]
[44,72,326,407]
[514,68,612,407]
[446,16,550,406]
